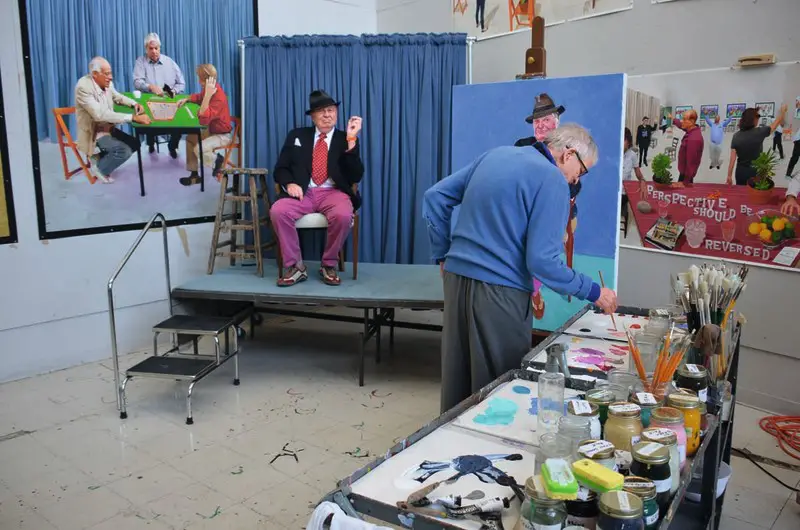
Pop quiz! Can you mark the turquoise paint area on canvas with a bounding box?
[474,398,519,426]
[534,253,616,332]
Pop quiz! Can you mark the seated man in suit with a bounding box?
[75,56,151,184]
[270,89,364,287]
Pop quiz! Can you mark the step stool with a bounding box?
[120,314,242,425]
[208,168,274,276]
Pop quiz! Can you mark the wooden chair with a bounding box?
[664,138,680,161]
[52,107,96,184]
[212,117,242,179]
[269,182,360,280]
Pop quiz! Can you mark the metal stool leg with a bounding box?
[186,381,196,425]
[119,376,131,419]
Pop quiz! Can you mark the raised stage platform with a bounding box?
[172,260,444,309]
[171,260,444,386]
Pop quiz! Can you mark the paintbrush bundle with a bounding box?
[671,263,748,331]
[626,325,693,398]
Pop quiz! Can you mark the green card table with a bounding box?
[115,92,208,196]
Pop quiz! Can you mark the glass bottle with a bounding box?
[536,433,573,475]
[567,400,602,439]
[641,428,681,494]
[597,490,644,530]
[578,439,618,471]
[607,370,641,394]
[558,414,593,459]
[667,391,702,457]
[649,407,687,469]
[623,477,660,530]
[518,476,568,530]
[630,442,672,516]
[538,372,565,437]
[603,402,643,453]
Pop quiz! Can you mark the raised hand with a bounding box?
[347,116,362,137]
[204,77,217,97]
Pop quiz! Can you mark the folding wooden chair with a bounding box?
[269,182,360,280]
[212,117,242,179]
[52,107,96,184]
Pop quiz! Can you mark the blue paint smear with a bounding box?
[528,397,539,415]
[512,385,531,395]
[474,398,518,426]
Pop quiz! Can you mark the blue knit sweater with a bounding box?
[423,145,600,302]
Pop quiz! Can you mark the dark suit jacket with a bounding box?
[273,127,365,210]
[515,136,580,220]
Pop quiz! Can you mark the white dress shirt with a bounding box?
[786,176,800,199]
[309,127,334,188]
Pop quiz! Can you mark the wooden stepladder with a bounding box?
[208,168,273,277]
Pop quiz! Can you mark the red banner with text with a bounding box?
[624,182,800,268]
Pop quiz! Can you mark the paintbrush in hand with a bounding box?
[598,271,617,330]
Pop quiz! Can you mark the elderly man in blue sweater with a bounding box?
[424,124,618,412]
[704,113,732,170]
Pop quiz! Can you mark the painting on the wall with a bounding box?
[795,97,800,119]
[452,73,626,332]
[675,105,694,120]
[726,103,747,119]
[755,102,775,118]
[700,105,719,120]
[0,68,18,245]
[452,0,634,39]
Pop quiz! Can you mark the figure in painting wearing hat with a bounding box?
[270,90,364,287]
[515,93,579,320]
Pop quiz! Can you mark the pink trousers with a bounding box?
[269,187,353,268]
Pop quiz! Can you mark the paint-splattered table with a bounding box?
[320,305,741,530]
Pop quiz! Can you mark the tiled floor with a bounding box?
[0,309,798,529]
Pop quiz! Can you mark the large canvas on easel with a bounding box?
[451,74,627,332]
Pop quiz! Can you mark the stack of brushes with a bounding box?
[626,325,694,397]
[671,263,749,330]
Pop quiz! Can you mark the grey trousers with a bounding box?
[441,271,533,413]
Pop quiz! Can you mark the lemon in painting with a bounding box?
[748,222,761,235]
[772,218,786,232]
[759,229,772,242]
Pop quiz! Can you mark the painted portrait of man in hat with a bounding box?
[515,93,580,320]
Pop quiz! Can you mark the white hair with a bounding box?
[144,32,161,48]
[89,56,108,73]
[543,123,599,164]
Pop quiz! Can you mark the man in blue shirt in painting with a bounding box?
[703,112,732,170]
[423,124,619,412]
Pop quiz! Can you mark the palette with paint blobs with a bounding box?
[526,334,633,377]
[563,309,649,342]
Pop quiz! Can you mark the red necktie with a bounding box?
[311,133,328,186]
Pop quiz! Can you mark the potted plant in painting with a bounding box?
[748,151,778,205]
[651,153,673,189]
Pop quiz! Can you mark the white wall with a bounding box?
[259,0,377,35]
[0,0,377,384]
[376,0,800,82]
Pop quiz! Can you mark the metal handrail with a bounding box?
[107,213,172,411]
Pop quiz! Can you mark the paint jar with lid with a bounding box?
[566,488,599,529]
[518,476,568,530]
[567,400,602,439]
[630,391,664,428]
[667,391,702,457]
[603,402,643,453]
[578,439,618,471]
[675,364,709,402]
[597,490,644,530]
[641,428,680,494]
[649,407,687,469]
[587,388,616,434]
[623,477,660,530]
[629,442,672,515]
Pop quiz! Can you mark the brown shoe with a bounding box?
[277,266,308,287]
[319,266,341,286]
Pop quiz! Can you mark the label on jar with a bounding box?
[571,400,593,415]
[631,435,641,446]
[617,490,631,511]
[580,440,614,457]
[678,445,687,463]
[566,515,597,530]
[646,428,675,441]
[636,392,657,405]
[625,481,653,489]
[609,403,641,414]
[637,442,663,456]
[653,477,671,493]
[699,388,708,402]
[645,511,660,525]
[685,427,694,439]
[522,522,562,530]
[686,364,701,373]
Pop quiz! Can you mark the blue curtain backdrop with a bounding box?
[26,0,253,141]
[243,33,466,264]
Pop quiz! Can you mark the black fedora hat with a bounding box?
[305,89,340,115]
[525,93,566,123]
